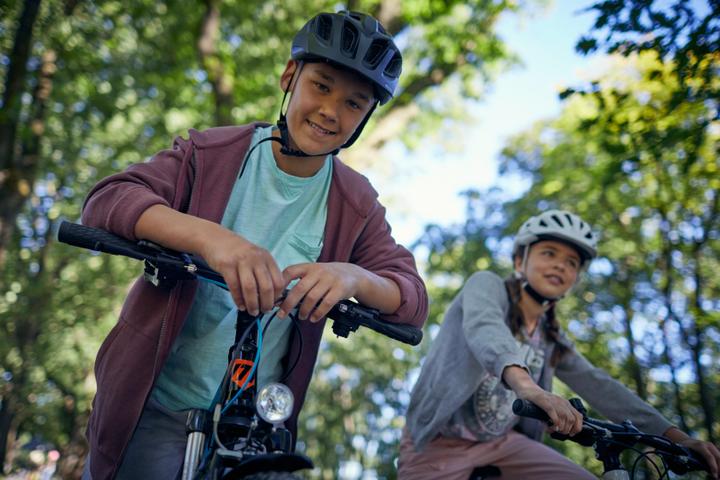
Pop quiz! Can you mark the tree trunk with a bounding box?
[690,244,715,442]
[659,240,690,431]
[659,318,690,432]
[198,0,234,126]
[0,0,42,265]
[620,298,646,400]
[0,391,15,474]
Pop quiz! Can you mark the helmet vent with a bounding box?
[315,15,333,42]
[341,23,359,57]
[539,220,548,227]
[365,39,389,68]
[550,214,563,227]
[385,53,402,78]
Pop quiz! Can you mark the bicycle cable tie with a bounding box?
[180,253,198,274]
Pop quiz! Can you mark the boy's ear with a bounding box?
[280,60,300,92]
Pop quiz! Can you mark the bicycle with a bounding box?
[511,397,710,479]
[57,221,423,479]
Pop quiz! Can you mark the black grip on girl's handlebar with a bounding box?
[512,399,551,422]
[57,221,147,261]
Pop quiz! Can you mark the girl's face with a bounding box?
[515,240,582,299]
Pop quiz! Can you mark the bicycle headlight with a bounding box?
[255,382,294,425]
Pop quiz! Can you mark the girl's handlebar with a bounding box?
[512,398,709,475]
[57,221,423,346]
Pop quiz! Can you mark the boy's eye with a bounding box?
[314,82,329,92]
[347,100,361,110]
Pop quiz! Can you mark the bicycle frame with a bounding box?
[181,309,313,479]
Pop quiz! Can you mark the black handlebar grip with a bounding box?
[328,302,423,346]
[57,221,147,261]
[512,399,550,422]
[364,319,423,346]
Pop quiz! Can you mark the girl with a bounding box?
[398,210,719,479]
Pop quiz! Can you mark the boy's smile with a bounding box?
[306,119,336,137]
[274,60,375,176]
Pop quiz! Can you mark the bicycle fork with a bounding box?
[182,409,210,480]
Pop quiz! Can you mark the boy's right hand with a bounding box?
[134,205,285,316]
[200,229,285,316]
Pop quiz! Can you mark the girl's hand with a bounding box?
[502,366,583,437]
[678,438,720,479]
[278,262,364,323]
[519,387,584,436]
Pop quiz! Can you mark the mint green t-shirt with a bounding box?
[152,126,332,411]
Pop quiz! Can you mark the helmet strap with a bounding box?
[522,281,558,308]
[339,102,376,149]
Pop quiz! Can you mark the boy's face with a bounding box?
[280,60,375,156]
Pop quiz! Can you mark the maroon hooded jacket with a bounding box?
[80,123,428,479]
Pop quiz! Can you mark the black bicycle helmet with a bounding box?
[291,11,402,105]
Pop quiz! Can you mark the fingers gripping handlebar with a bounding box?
[57,221,423,346]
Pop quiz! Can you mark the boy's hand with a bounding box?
[133,205,285,315]
[200,230,285,316]
[278,262,365,323]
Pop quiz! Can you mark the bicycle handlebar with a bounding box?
[57,221,423,346]
[512,398,709,475]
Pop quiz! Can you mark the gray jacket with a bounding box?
[405,271,673,450]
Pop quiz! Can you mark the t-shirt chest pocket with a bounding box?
[288,233,324,263]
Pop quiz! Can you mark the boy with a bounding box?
[80,11,428,479]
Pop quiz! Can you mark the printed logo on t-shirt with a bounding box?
[470,339,545,439]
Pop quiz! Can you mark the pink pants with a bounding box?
[398,429,597,479]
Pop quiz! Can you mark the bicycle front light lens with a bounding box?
[256,382,294,424]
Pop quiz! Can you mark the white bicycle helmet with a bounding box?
[513,210,598,264]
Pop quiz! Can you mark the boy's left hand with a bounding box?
[278,262,365,322]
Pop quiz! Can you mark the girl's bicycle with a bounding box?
[57,221,423,480]
[511,397,710,479]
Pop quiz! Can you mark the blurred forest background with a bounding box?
[1,0,718,478]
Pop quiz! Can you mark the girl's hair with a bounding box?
[504,274,570,367]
